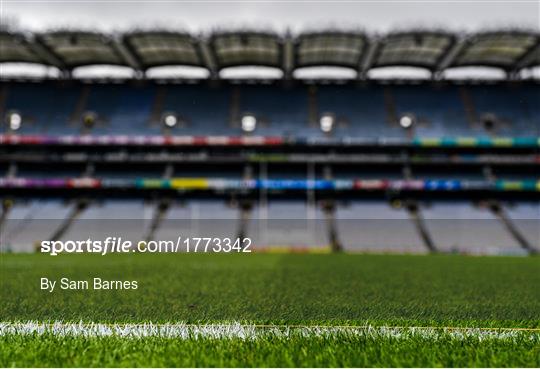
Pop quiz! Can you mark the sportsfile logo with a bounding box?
[40,236,253,255]
[41,237,132,256]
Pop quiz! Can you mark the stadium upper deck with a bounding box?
[1,27,538,144]
[1,81,538,140]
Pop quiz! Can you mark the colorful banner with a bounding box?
[1,134,539,148]
[0,177,539,192]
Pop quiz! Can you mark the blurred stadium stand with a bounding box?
[0,26,538,255]
[1,82,538,137]
[421,202,527,255]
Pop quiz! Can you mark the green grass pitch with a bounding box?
[1,253,539,367]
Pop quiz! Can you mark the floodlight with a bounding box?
[8,112,22,131]
[241,114,257,132]
[320,114,335,133]
[399,115,414,129]
[163,114,178,128]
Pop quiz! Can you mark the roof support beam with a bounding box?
[511,41,540,74]
[112,35,144,76]
[28,37,67,70]
[434,37,467,78]
[359,37,378,79]
[282,30,294,80]
[199,40,218,79]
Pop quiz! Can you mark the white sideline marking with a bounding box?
[0,322,539,341]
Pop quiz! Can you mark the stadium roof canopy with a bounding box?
[123,31,206,70]
[0,28,539,78]
[517,44,540,70]
[294,31,368,70]
[448,31,539,71]
[36,31,129,69]
[0,31,61,67]
[371,31,455,71]
[208,31,283,70]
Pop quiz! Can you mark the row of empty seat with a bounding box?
[2,83,538,137]
[1,200,538,254]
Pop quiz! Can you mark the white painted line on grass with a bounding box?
[1,322,539,341]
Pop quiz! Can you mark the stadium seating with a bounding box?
[247,201,329,249]
[237,85,313,137]
[2,82,538,137]
[467,84,540,134]
[84,84,158,135]
[317,85,400,138]
[60,200,150,245]
[420,202,527,255]
[392,85,471,137]
[161,85,232,135]
[4,83,80,134]
[154,200,240,243]
[504,202,540,249]
[337,202,426,252]
[0,80,538,255]
[1,200,72,252]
